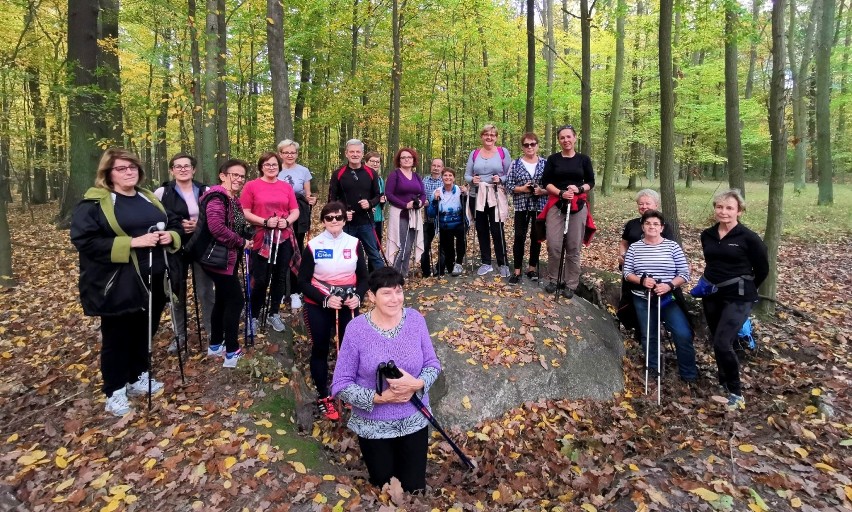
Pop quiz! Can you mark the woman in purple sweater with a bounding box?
[331,267,441,492]
[384,148,427,277]
[199,160,253,368]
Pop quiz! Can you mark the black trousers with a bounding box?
[358,427,428,492]
[250,242,294,319]
[99,273,167,396]
[474,205,507,266]
[512,210,541,270]
[438,225,466,274]
[703,297,753,396]
[303,302,357,397]
[205,266,243,353]
[420,220,437,276]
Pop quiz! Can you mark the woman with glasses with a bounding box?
[464,124,512,277]
[505,132,547,284]
[277,139,316,311]
[365,152,386,245]
[298,201,368,421]
[71,147,181,416]
[385,148,426,277]
[241,151,300,334]
[154,153,215,354]
[622,210,697,384]
[198,160,254,368]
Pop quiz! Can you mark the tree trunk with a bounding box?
[628,0,644,192]
[386,0,401,160]
[601,0,625,196]
[816,0,835,205]
[580,0,591,155]
[98,0,123,143]
[215,0,229,163]
[156,29,172,184]
[27,67,48,204]
[545,0,556,150]
[725,2,745,196]
[744,0,760,99]
[836,4,852,173]
[294,52,311,144]
[757,0,787,317]
[59,0,106,223]
[189,0,203,162]
[478,25,494,122]
[347,0,360,141]
[524,0,535,133]
[789,0,818,192]
[658,0,680,244]
[267,0,294,144]
[201,0,218,181]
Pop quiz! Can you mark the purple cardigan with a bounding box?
[201,185,245,275]
[331,308,441,422]
[385,169,426,210]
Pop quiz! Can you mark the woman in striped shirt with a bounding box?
[622,210,697,383]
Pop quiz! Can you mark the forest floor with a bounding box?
[1,182,851,512]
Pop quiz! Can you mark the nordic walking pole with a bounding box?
[656,294,662,406]
[644,289,651,396]
[244,248,254,344]
[163,245,185,384]
[495,183,509,272]
[434,192,442,275]
[190,264,202,352]
[554,206,571,301]
[147,222,165,412]
[261,225,280,329]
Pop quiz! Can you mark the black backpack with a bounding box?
[185,192,231,268]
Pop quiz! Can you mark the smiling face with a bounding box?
[714,197,743,225]
[430,159,444,177]
[366,156,381,170]
[261,157,280,179]
[322,208,346,236]
[398,151,415,170]
[558,127,576,153]
[636,195,658,216]
[278,145,298,167]
[480,129,497,149]
[368,285,405,319]
[441,170,455,187]
[346,145,363,167]
[521,137,538,158]
[170,157,195,184]
[220,164,247,195]
[641,217,664,240]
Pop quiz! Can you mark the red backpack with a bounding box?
[337,165,375,181]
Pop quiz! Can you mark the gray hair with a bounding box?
[277,139,299,151]
[635,188,661,206]
[345,139,364,151]
[713,188,746,212]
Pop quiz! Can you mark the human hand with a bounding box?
[326,295,343,309]
[346,210,354,221]
[244,239,253,250]
[156,231,172,245]
[491,175,500,184]
[406,200,414,209]
[182,219,196,234]
[642,276,657,289]
[343,295,360,309]
[131,232,161,248]
[385,367,424,398]
[380,195,387,204]
[266,215,281,229]
[653,282,672,296]
[307,195,317,206]
[358,199,370,210]
[561,189,574,201]
[433,190,441,200]
[472,175,481,185]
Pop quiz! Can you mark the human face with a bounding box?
[641,218,664,240]
[261,157,280,180]
[481,130,497,149]
[170,157,195,183]
[366,156,381,170]
[399,151,415,170]
[714,197,742,225]
[346,145,363,167]
[369,285,405,319]
[322,209,346,236]
[278,145,298,167]
[110,158,140,194]
[521,139,538,158]
[430,159,444,177]
[636,195,658,215]
[442,171,455,187]
[220,165,247,195]
[558,128,576,154]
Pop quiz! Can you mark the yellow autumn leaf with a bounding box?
[90,471,112,489]
[287,448,297,455]
[224,456,237,469]
[462,396,472,410]
[313,493,327,504]
[337,487,351,498]
[690,488,720,501]
[254,468,268,478]
[55,477,75,492]
[738,444,755,453]
[332,501,345,512]
[6,433,18,443]
[311,424,320,437]
[629,463,639,471]
[144,458,156,470]
[791,497,802,508]
[814,462,835,472]
[803,405,818,415]
[157,438,169,448]
[491,315,503,321]
[844,485,852,501]
[748,505,763,512]
[322,474,335,481]
[236,427,247,434]
[291,461,306,474]
[794,447,808,458]
[492,490,500,500]
[100,500,120,512]
[1,352,12,359]
[276,429,286,435]
[811,388,821,396]
[17,450,47,466]
[55,455,68,468]
[580,504,597,512]
[255,419,272,428]
[801,428,817,440]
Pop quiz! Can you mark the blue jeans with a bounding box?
[632,293,697,380]
[345,223,385,270]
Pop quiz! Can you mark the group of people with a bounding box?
[71,123,769,493]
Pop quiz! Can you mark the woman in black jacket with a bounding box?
[700,189,768,411]
[71,148,181,417]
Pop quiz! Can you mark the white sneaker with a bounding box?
[268,314,286,332]
[223,348,243,368]
[290,293,303,310]
[499,265,511,278]
[207,344,225,357]
[477,264,493,276]
[126,371,164,397]
[167,337,186,354]
[105,388,132,417]
[451,263,463,277]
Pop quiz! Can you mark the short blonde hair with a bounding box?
[713,188,746,212]
[277,139,300,151]
[94,147,145,191]
[480,124,498,136]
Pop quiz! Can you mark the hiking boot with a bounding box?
[223,348,243,368]
[726,394,745,411]
[126,371,164,397]
[317,397,340,421]
[526,270,539,281]
[268,314,286,332]
[508,274,521,285]
[207,344,225,358]
[451,264,463,277]
[105,388,132,417]
[545,282,565,294]
[561,288,574,299]
[167,337,186,354]
[499,265,511,278]
[477,264,493,276]
[290,293,303,310]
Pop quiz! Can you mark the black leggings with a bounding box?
[358,427,428,492]
[205,266,243,353]
[438,225,466,273]
[303,302,357,397]
[703,297,753,396]
[474,205,507,266]
[250,242,294,319]
[512,210,541,270]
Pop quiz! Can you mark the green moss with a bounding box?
[249,387,327,471]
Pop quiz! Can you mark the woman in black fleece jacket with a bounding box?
[700,189,768,411]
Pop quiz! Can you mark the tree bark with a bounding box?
[744,0,760,99]
[659,0,680,244]
[545,0,556,150]
[98,0,123,143]
[201,0,219,182]
[725,1,745,196]
[27,66,48,204]
[156,29,172,184]
[294,52,312,143]
[267,0,294,144]
[580,0,591,155]
[816,0,835,205]
[601,0,625,196]
[386,0,402,160]
[757,0,787,317]
[789,0,819,192]
[836,3,852,171]
[524,0,535,133]
[216,0,229,163]
[188,0,203,162]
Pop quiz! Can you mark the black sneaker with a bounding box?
[508,274,521,285]
[526,271,539,281]
[561,288,574,299]
[545,282,565,293]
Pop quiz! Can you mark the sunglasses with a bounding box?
[323,214,345,222]
[522,142,538,148]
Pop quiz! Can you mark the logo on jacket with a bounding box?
[315,248,333,259]
[343,249,352,259]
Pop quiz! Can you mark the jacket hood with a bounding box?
[82,187,111,201]
[200,184,229,201]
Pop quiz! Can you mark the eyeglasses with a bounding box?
[172,164,193,171]
[522,142,538,148]
[280,151,297,155]
[643,222,662,228]
[112,165,139,174]
[262,163,279,169]
[227,173,246,181]
[400,155,414,160]
[323,214,345,222]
